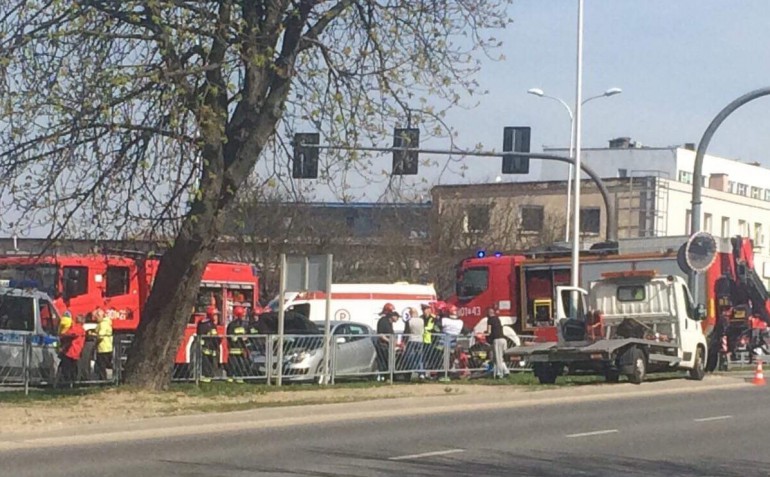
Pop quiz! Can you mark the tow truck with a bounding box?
[511,271,708,384]
[450,235,770,369]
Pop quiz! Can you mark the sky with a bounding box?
[310,0,770,201]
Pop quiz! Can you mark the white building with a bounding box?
[537,137,770,280]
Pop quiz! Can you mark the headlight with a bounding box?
[288,350,316,364]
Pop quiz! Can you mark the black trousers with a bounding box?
[227,353,249,377]
[95,352,112,381]
[202,353,219,378]
[375,342,389,372]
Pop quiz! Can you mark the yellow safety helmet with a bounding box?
[59,315,72,334]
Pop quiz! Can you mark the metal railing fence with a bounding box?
[2,332,534,394]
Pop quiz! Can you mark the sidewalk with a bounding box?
[0,374,749,451]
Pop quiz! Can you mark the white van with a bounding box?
[267,283,437,333]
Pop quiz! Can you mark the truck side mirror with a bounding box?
[695,304,706,321]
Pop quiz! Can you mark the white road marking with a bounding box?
[389,449,465,461]
[565,429,619,438]
[694,415,732,422]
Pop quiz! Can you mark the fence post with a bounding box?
[330,338,337,386]
[388,334,395,384]
[23,335,31,396]
[443,335,450,382]
[265,335,273,386]
[194,335,201,386]
[112,341,120,385]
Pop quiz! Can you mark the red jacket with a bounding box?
[61,323,86,360]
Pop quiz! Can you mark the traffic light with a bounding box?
[502,126,531,174]
[392,128,420,175]
[292,133,320,179]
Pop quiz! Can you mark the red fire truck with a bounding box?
[0,253,259,365]
[449,235,770,370]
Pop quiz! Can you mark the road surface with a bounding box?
[1,381,768,476]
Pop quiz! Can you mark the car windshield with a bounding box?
[456,267,489,299]
[0,264,58,298]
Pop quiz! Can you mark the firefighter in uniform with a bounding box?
[197,306,220,382]
[226,306,249,383]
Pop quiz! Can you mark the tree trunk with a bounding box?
[122,198,222,390]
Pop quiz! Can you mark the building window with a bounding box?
[721,217,730,238]
[685,210,692,235]
[464,205,490,234]
[701,176,707,186]
[755,223,764,247]
[704,213,713,234]
[678,170,693,184]
[765,190,770,202]
[739,219,749,237]
[618,168,628,178]
[520,205,544,233]
[579,208,601,235]
[728,181,735,194]
[752,187,762,199]
[737,183,748,196]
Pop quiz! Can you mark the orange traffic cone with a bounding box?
[753,360,766,386]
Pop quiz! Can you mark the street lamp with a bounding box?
[527,86,622,241]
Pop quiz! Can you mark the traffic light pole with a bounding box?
[304,144,617,241]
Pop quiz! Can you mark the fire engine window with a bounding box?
[617,286,645,302]
[456,267,488,299]
[63,266,88,298]
[105,266,130,297]
[195,287,223,314]
[0,296,34,332]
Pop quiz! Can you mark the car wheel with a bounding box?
[626,348,646,384]
[689,346,706,381]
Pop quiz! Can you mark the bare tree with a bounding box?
[0,1,509,388]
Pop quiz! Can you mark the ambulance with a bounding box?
[267,283,437,333]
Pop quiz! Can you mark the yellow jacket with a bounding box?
[96,318,113,353]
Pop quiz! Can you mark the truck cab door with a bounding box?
[555,286,588,322]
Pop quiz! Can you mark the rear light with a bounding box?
[590,353,603,360]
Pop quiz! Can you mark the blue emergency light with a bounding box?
[494,251,503,258]
[476,250,486,258]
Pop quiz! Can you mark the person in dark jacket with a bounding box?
[197,306,220,382]
[375,303,398,381]
[226,306,249,383]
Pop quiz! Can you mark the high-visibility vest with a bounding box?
[423,317,435,344]
[96,318,113,354]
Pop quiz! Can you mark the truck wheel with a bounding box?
[534,363,558,384]
[605,370,620,383]
[688,346,706,381]
[626,348,646,384]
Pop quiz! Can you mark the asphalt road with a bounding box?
[3,383,770,476]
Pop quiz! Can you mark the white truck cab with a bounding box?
[522,272,708,384]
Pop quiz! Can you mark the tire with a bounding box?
[626,348,646,384]
[605,370,620,383]
[534,363,558,384]
[688,346,706,381]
